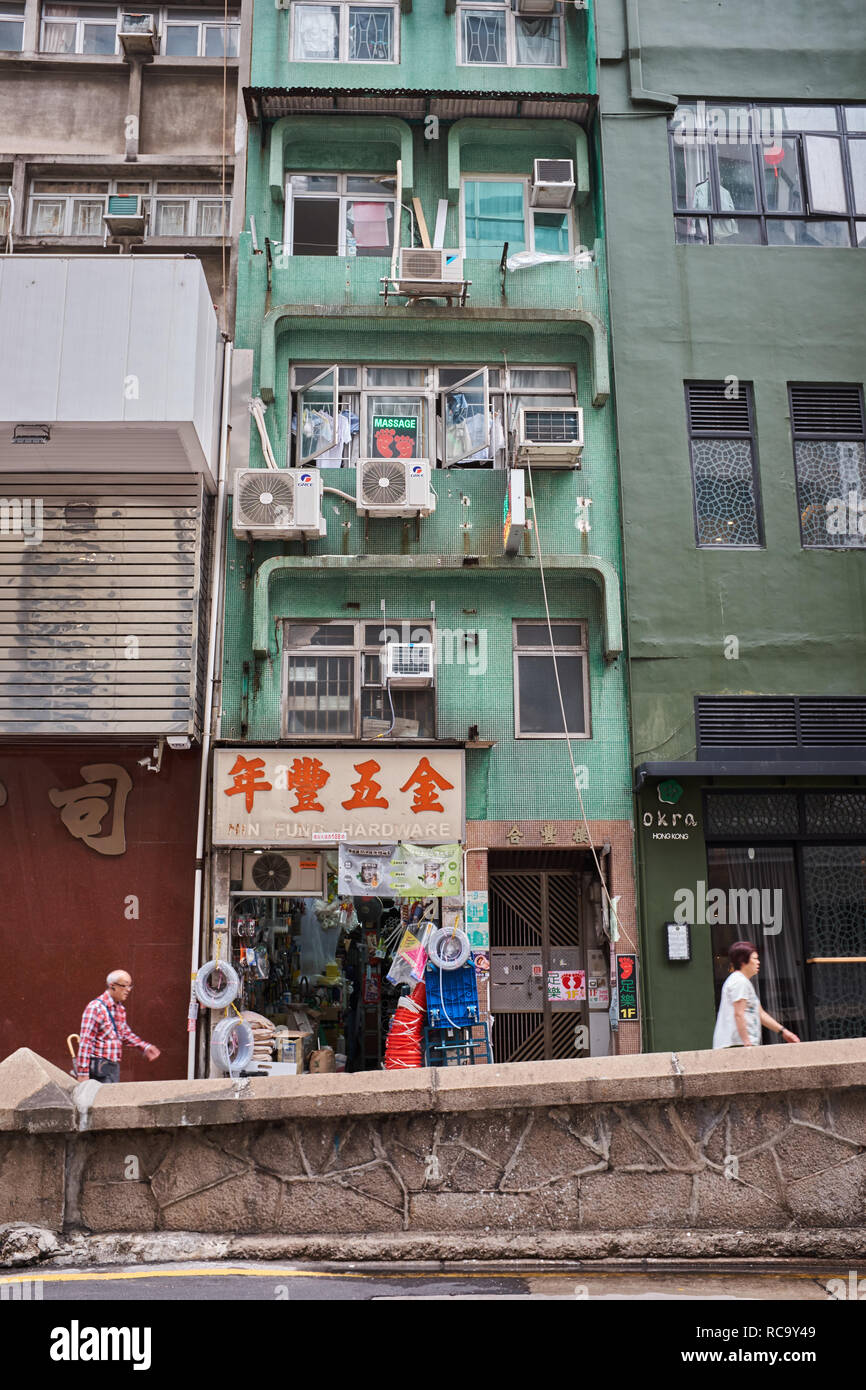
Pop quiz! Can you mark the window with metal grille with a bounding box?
[685,382,763,547]
[291,2,397,63]
[789,383,866,548]
[282,620,435,740]
[670,102,866,248]
[696,695,866,759]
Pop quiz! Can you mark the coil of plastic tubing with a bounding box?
[194,959,240,1009]
[426,926,472,971]
[211,1017,255,1074]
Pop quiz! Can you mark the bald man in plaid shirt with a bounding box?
[76,970,160,1083]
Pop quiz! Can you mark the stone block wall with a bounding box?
[1,1043,864,1262]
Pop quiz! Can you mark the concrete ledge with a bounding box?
[0,1049,76,1132]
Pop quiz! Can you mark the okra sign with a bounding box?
[372,416,418,458]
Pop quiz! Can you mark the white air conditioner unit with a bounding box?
[356,459,436,518]
[516,407,584,468]
[513,0,557,13]
[384,642,435,687]
[103,195,146,237]
[396,247,464,294]
[241,851,325,896]
[232,468,326,539]
[119,11,159,55]
[530,159,576,208]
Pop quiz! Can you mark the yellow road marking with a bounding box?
[0,1266,832,1285]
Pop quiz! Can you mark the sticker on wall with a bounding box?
[548,970,586,1002]
[465,889,489,950]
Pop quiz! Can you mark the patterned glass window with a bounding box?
[789,384,866,549]
[705,792,800,839]
[803,792,866,837]
[457,1,564,68]
[686,382,764,547]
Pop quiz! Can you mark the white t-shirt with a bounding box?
[713,970,761,1049]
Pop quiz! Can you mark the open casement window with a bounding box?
[440,368,490,467]
[286,173,396,257]
[296,365,340,465]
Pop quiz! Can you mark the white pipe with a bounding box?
[322,484,356,504]
[249,396,278,470]
[187,336,233,1080]
[390,158,402,280]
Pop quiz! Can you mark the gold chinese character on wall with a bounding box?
[506,824,524,844]
[541,823,557,844]
[48,764,132,856]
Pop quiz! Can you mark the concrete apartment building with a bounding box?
[596,0,866,1051]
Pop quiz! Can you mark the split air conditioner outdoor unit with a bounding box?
[516,407,584,468]
[232,468,326,539]
[119,12,159,55]
[384,642,435,687]
[396,247,464,294]
[356,459,436,518]
[241,851,325,896]
[103,195,146,237]
[530,159,576,208]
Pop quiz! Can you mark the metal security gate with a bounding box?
[489,852,588,1063]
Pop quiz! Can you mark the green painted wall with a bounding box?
[597,0,866,1048]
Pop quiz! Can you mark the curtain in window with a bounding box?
[294,5,339,59]
[197,201,229,237]
[41,5,77,51]
[31,201,65,234]
[514,16,560,66]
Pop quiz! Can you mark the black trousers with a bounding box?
[89,1058,120,1083]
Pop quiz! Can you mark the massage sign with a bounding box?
[372,416,418,458]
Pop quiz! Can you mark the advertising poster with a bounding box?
[547,970,586,1002]
[465,889,489,950]
[372,416,418,459]
[338,843,397,895]
[390,842,462,897]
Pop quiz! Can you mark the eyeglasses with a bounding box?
[112,983,133,990]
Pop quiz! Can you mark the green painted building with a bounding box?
[596,1,866,1050]
[214,0,640,1065]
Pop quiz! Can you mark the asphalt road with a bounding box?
[0,1260,852,1301]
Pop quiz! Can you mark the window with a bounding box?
[285,173,396,257]
[789,384,866,549]
[282,620,435,740]
[289,363,578,469]
[670,103,866,247]
[685,382,763,547]
[38,6,239,56]
[0,193,10,239]
[27,177,229,237]
[0,3,24,49]
[457,1,564,67]
[513,621,589,739]
[291,2,397,63]
[461,176,573,259]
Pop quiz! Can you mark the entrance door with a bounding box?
[489,855,587,1063]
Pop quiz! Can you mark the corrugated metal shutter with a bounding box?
[0,473,207,736]
[790,385,865,436]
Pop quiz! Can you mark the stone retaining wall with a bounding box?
[1,1042,864,1262]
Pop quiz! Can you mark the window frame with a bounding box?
[0,4,24,50]
[280,618,437,742]
[788,382,866,551]
[290,1,400,65]
[26,175,230,238]
[38,5,239,57]
[685,380,765,550]
[512,619,591,741]
[459,173,575,260]
[669,102,866,248]
[456,0,566,70]
[283,171,397,257]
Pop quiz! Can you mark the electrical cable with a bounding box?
[525,461,626,941]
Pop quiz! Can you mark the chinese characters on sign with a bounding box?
[616,954,639,1022]
[48,764,132,857]
[213,748,465,846]
[547,970,586,1002]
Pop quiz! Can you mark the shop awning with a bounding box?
[243,86,596,128]
[634,760,866,790]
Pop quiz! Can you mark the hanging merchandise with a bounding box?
[195,959,240,1009]
[427,925,472,971]
[384,994,425,1069]
[338,843,398,895]
[390,843,462,897]
[211,1017,255,1074]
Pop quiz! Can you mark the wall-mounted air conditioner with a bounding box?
[103,195,146,237]
[384,642,435,687]
[241,851,325,896]
[119,12,159,56]
[512,0,557,13]
[397,247,464,292]
[530,159,576,208]
[516,407,584,468]
[232,468,326,539]
[356,459,436,517]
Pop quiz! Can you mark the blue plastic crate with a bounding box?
[424,961,480,1027]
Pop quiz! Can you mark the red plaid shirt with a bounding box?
[76,990,149,1078]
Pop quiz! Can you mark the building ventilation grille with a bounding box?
[789,385,864,436]
[685,383,751,434]
[696,696,866,756]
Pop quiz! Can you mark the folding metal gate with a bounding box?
[489,853,588,1063]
